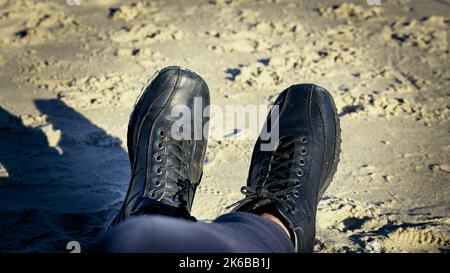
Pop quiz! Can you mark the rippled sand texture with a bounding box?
[0,0,448,252]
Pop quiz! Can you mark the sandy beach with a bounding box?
[0,0,449,252]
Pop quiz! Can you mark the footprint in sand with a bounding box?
[209,0,280,7]
[314,3,384,21]
[114,47,166,67]
[338,88,449,126]
[16,50,67,74]
[230,62,282,87]
[248,20,302,38]
[225,56,304,88]
[317,195,450,252]
[388,16,449,52]
[109,23,183,45]
[205,15,302,54]
[317,196,386,232]
[4,1,89,45]
[376,226,450,253]
[55,73,142,109]
[108,1,161,22]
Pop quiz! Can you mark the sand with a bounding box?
[0,0,448,252]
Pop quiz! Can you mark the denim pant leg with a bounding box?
[92,212,294,253]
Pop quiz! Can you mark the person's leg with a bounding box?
[92,212,294,253]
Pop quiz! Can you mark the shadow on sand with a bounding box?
[0,99,129,252]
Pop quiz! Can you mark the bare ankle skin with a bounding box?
[260,213,291,239]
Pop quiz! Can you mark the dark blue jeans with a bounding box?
[93,212,295,253]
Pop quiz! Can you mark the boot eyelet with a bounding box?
[154,180,161,186]
[149,191,157,198]
[155,167,163,175]
[297,169,304,177]
[157,129,165,137]
[300,147,307,155]
[155,141,164,150]
[154,154,163,162]
[293,191,300,197]
[300,136,308,143]
[299,159,305,166]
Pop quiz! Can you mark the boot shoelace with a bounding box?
[148,128,192,199]
[227,136,307,214]
[116,129,192,224]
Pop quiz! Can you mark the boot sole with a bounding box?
[317,86,342,201]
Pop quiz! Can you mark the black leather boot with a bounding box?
[109,66,210,228]
[229,84,341,252]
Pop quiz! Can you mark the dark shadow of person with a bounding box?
[0,99,129,252]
